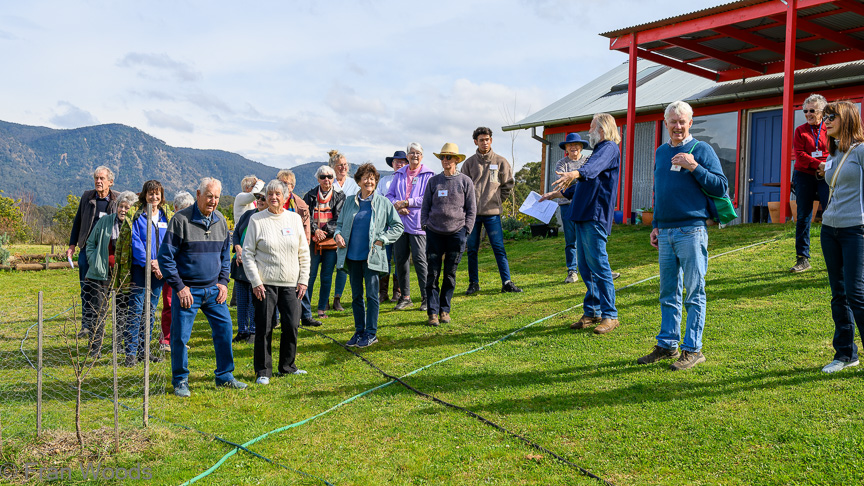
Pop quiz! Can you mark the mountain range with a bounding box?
[0,120,389,206]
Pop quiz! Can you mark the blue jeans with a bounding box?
[301,248,337,319]
[821,225,864,362]
[467,215,511,285]
[793,170,829,259]
[235,280,255,334]
[126,265,164,357]
[334,267,347,298]
[657,226,708,352]
[574,221,617,319]
[170,285,236,388]
[561,210,578,272]
[346,259,380,336]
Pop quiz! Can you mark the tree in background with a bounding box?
[502,161,542,224]
[0,190,30,242]
[53,194,81,249]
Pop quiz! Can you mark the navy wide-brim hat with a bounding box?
[558,132,590,150]
[385,150,408,167]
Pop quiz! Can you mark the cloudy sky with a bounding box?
[1,0,721,171]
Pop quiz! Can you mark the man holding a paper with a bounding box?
[542,114,621,334]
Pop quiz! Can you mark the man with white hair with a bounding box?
[638,100,728,371]
[66,166,120,339]
[158,177,247,397]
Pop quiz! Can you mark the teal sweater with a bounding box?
[653,139,728,229]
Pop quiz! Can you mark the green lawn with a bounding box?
[1,222,862,485]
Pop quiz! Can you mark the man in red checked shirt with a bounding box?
[790,93,830,274]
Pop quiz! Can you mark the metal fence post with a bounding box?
[37,290,43,436]
[143,203,152,428]
[112,290,120,452]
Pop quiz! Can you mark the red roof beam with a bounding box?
[607,0,835,49]
[664,37,766,75]
[772,14,864,54]
[714,48,862,81]
[712,25,819,65]
[833,0,864,21]
[632,47,719,81]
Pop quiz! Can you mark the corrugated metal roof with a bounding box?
[503,60,864,131]
[600,0,769,38]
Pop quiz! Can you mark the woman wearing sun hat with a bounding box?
[420,143,477,326]
[553,133,590,284]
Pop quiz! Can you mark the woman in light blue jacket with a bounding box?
[334,163,404,348]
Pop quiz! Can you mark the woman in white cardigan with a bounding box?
[243,179,311,384]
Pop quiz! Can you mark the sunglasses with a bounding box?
[255,195,267,201]
[823,113,837,122]
[802,109,820,114]
[318,174,334,180]
[440,155,456,161]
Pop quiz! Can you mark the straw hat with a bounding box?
[433,143,466,163]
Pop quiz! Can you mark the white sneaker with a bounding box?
[822,359,860,373]
[564,271,579,283]
[289,369,307,375]
[256,376,270,385]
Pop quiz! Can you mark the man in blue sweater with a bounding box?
[638,101,728,371]
[158,177,247,397]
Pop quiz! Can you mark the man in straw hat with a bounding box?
[461,127,522,295]
[421,143,476,326]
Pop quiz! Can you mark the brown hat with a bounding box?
[433,143,466,163]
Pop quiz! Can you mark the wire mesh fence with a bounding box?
[0,279,170,447]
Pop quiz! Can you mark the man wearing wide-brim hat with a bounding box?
[421,143,476,326]
[555,133,591,284]
[377,150,409,304]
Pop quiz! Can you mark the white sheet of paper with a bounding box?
[68,255,75,269]
[518,191,558,225]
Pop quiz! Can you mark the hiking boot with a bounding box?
[301,317,323,327]
[564,271,579,283]
[394,296,413,310]
[218,378,248,389]
[465,282,480,295]
[440,312,451,324]
[593,318,619,334]
[428,314,439,326]
[502,280,522,293]
[232,333,248,343]
[790,256,811,273]
[419,297,428,312]
[670,350,706,371]
[174,382,191,398]
[570,315,601,329]
[822,359,860,373]
[637,345,680,364]
[332,296,345,312]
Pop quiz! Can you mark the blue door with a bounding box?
[749,109,782,222]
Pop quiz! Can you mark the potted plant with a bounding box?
[639,207,654,226]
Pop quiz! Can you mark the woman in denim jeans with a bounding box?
[818,101,864,374]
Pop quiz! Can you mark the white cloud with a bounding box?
[50,102,99,128]
[117,52,200,82]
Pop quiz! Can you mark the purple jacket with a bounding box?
[385,164,435,235]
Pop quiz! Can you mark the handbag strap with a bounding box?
[828,143,861,206]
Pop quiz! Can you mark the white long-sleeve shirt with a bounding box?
[233,179,266,220]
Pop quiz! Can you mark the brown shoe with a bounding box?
[332,296,345,312]
[637,345,680,364]
[670,350,706,371]
[440,312,450,324]
[593,318,619,334]
[427,314,439,326]
[570,315,601,329]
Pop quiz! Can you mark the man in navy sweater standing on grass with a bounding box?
[158,177,247,397]
[638,101,728,371]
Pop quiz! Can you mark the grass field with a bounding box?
[1,222,862,485]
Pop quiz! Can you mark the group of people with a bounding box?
[65,127,523,396]
[65,98,864,398]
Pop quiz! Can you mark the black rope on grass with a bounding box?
[302,327,615,486]
[18,318,333,486]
